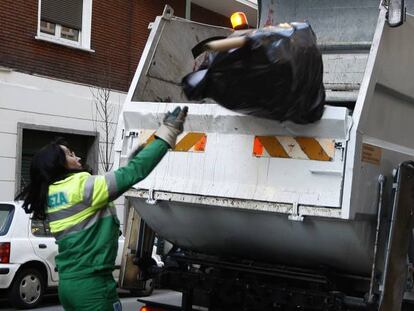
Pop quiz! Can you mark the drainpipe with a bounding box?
[186,0,191,20]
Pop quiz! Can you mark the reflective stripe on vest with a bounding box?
[53,206,115,240]
[47,172,117,236]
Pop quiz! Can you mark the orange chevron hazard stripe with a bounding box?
[253,136,334,161]
[175,133,206,152]
[254,137,289,158]
[295,137,331,161]
[145,132,207,152]
[145,134,156,145]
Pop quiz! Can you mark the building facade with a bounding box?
[0,0,232,226]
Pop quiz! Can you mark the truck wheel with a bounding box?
[8,268,45,309]
[130,278,154,297]
[402,301,414,311]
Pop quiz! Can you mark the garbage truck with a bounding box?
[114,0,414,309]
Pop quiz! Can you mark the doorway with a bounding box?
[16,124,98,193]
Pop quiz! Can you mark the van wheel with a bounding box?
[8,268,45,309]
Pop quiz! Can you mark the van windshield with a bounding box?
[0,204,14,236]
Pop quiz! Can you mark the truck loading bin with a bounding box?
[114,1,414,309]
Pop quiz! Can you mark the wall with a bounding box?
[0,70,126,222]
[0,0,231,228]
[0,0,230,92]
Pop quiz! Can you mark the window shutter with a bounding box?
[41,0,83,30]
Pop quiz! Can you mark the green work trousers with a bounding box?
[58,273,122,311]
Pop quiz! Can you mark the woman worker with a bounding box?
[18,106,188,310]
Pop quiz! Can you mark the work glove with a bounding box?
[155,106,188,148]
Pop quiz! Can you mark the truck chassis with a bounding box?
[136,162,414,311]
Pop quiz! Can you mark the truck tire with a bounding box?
[402,301,414,311]
[8,268,45,309]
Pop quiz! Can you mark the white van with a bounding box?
[0,201,124,309]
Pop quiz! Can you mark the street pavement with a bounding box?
[0,290,144,311]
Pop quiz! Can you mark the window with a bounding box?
[36,0,93,51]
[40,20,56,35]
[31,220,52,237]
[61,26,79,41]
[0,204,14,236]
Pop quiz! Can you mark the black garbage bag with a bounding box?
[182,22,325,124]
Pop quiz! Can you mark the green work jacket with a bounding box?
[46,139,168,280]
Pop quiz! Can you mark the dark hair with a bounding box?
[16,138,75,220]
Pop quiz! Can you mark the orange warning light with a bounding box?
[230,12,249,30]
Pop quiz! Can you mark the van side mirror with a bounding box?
[386,0,406,27]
